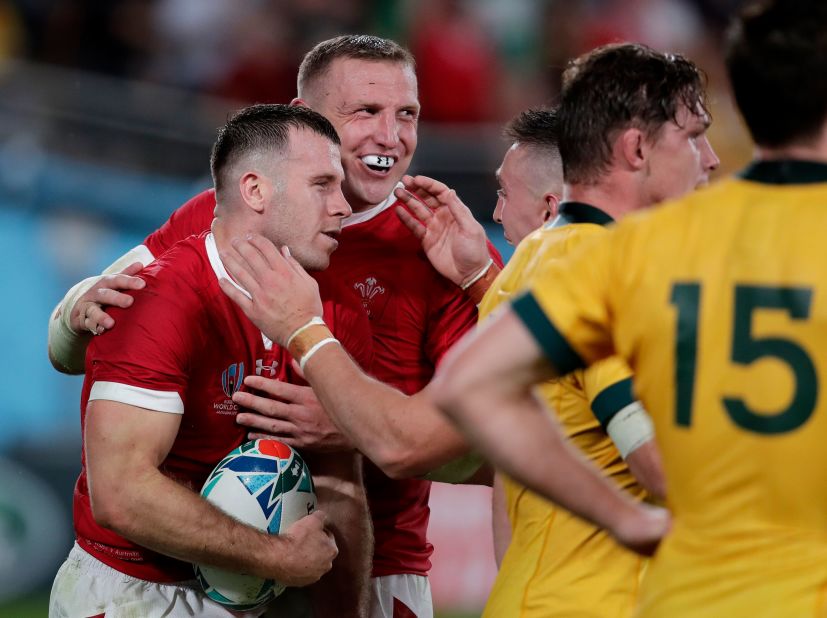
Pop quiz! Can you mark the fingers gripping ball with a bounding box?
[195,439,316,610]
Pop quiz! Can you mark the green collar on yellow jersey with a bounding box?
[546,201,614,229]
[740,159,827,184]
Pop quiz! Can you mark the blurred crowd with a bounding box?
[5,1,737,113]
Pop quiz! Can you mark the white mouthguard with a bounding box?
[361,155,395,168]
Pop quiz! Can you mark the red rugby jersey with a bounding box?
[315,192,502,577]
[139,188,501,577]
[74,232,372,581]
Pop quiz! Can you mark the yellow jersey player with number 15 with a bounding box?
[432,0,827,616]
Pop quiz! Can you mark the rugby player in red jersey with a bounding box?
[50,105,359,617]
[48,35,500,617]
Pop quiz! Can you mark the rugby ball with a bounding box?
[194,439,316,610]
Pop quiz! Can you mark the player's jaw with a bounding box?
[291,226,341,271]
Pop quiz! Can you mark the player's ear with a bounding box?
[238,171,267,214]
[291,98,309,109]
[543,192,560,221]
[618,128,647,172]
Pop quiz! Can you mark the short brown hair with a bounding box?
[504,108,560,156]
[210,104,340,198]
[559,43,708,185]
[297,35,416,97]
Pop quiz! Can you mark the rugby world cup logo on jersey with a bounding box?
[354,276,389,320]
[222,362,245,398]
[214,362,245,415]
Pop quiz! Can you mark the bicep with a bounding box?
[85,400,181,485]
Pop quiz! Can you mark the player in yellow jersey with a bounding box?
[483,44,719,614]
[410,45,716,617]
[484,108,564,573]
[432,1,827,616]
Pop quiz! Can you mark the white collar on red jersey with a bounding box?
[342,183,403,228]
[205,233,274,350]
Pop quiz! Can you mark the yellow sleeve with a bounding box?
[583,358,634,429]
[512,224,619,373]
[478,230,546,322]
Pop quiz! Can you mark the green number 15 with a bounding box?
[670,283,817,434]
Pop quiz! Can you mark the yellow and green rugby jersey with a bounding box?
[480,203,647,618]
[516,161,827,618]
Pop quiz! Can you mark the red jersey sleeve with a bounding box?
[424,239,503,366]
[87,244,207,404]
[143,189,216,257]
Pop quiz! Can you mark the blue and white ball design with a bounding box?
[195,439,316,610]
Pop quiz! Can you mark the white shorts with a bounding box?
[49,543,266,618]
[370,574,432,618]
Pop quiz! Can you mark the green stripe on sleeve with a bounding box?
[590,377,635,429]
[512,292,585,376]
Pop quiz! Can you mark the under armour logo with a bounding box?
[255,359,278,376]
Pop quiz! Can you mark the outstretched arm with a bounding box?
[219,235,474,479]
[430,307,670,556]
[85,399,337,585]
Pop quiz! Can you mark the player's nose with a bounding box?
[493,197,504,225]
[373,111,400,148]
[330,187,352,218]
[700,136,720,173]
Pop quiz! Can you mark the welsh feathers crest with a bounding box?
[354,277,385,301]
[354,276,389,319]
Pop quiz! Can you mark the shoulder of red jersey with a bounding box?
[144,188,217,257]
[138,231,217,301]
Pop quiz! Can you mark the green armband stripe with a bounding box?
[512,292,585,376]
[591,377,635,429]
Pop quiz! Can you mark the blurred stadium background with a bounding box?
[0,0,751,616]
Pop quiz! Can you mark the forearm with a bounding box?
[94,463,287,580]
[491,474,511,568]
[442,387,643,535]
[48,277,99,374]
[625,440,667,502]
[303,345,469,478]
[306,453,371,617]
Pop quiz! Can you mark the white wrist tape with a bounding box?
[606,401,654,459]
[461,258,494,290]
[298,337,340,373]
